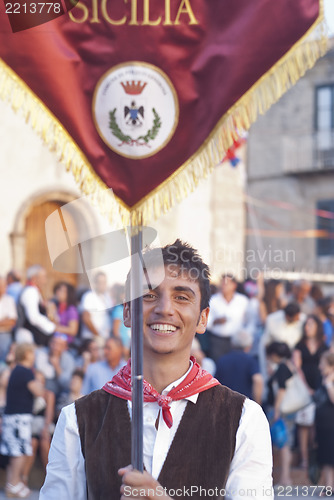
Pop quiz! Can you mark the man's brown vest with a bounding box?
[75,385,245,500]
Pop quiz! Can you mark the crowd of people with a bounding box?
[204,274,334,490]
[0,264,333,496]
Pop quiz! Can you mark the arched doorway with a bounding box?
[25,200,79,298]
[11,191,97,299]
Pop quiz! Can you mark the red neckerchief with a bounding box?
[103,356,220,428]
[58,302,67,314]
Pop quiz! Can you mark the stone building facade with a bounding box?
[246,40,334,286]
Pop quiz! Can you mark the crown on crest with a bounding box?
[120,80,147,95]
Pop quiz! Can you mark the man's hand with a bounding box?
[118,465,173,500]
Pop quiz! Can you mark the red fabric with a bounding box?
[58,302,67,314]
[103,356,220,428]
[0,1,320,208]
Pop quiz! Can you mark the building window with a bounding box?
[315,86,334,168]
[317,199,334,256]
[316,85,334,132]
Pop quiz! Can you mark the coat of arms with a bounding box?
[93,62,179,159]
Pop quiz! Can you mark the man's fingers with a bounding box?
[118,464,133,477]
[119,465,148,488]
[119,467,161,498]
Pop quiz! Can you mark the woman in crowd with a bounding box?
[0,343,44,498]
[314,351,334,493]
[293,315,328,469]
[48,282,79,346]
[266,341,295,486]
[21,371,55,484]
[263,279,287,316]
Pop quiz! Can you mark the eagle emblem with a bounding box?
[124,101,144,127]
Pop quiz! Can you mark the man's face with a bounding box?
[104,338,122,364]
[88,340,102,361]
[295,281,311,301]
[124,265,209,358]
[35,269,47,289]
[220,276,236,297]
[50,336,67,355]
[94,274,107,295]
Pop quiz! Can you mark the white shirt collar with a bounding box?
[148,359,198,405]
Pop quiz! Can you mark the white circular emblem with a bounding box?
[92,62,179,159]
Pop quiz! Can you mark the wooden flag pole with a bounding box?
[130,225,144,472]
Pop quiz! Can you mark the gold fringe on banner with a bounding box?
[0,59,130,226]
[0,1,329,227]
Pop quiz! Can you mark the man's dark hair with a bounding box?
[126,239,211,311]
[266,341,291,359]
[284,302,300,318]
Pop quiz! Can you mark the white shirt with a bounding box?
[262,309,306,349]
[40,373,273,500]
[0,294,17,328]
[207,292,249,338]
[20,286,55,335]
[80,290,112,340]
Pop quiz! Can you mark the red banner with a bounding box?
[0,0,327,223]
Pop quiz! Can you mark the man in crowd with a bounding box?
[35,333,76,406]
[289,280,316,315]
[262,302,305,349]
[206,274,249,362]
[40,240,273,500]
[16,265,56,346]
[215,329,263,404]
[259,302,305,389]
[0,276,17,361]
[82,337,125,394]
[6,270,23,304]
[80,271,112,342]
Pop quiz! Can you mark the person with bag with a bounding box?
[266,341,309,486]
[314,351,334,494]
[292,315,328,469]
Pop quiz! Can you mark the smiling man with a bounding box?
[40,240,273,500]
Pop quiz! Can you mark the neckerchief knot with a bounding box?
[103,356,220,428]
